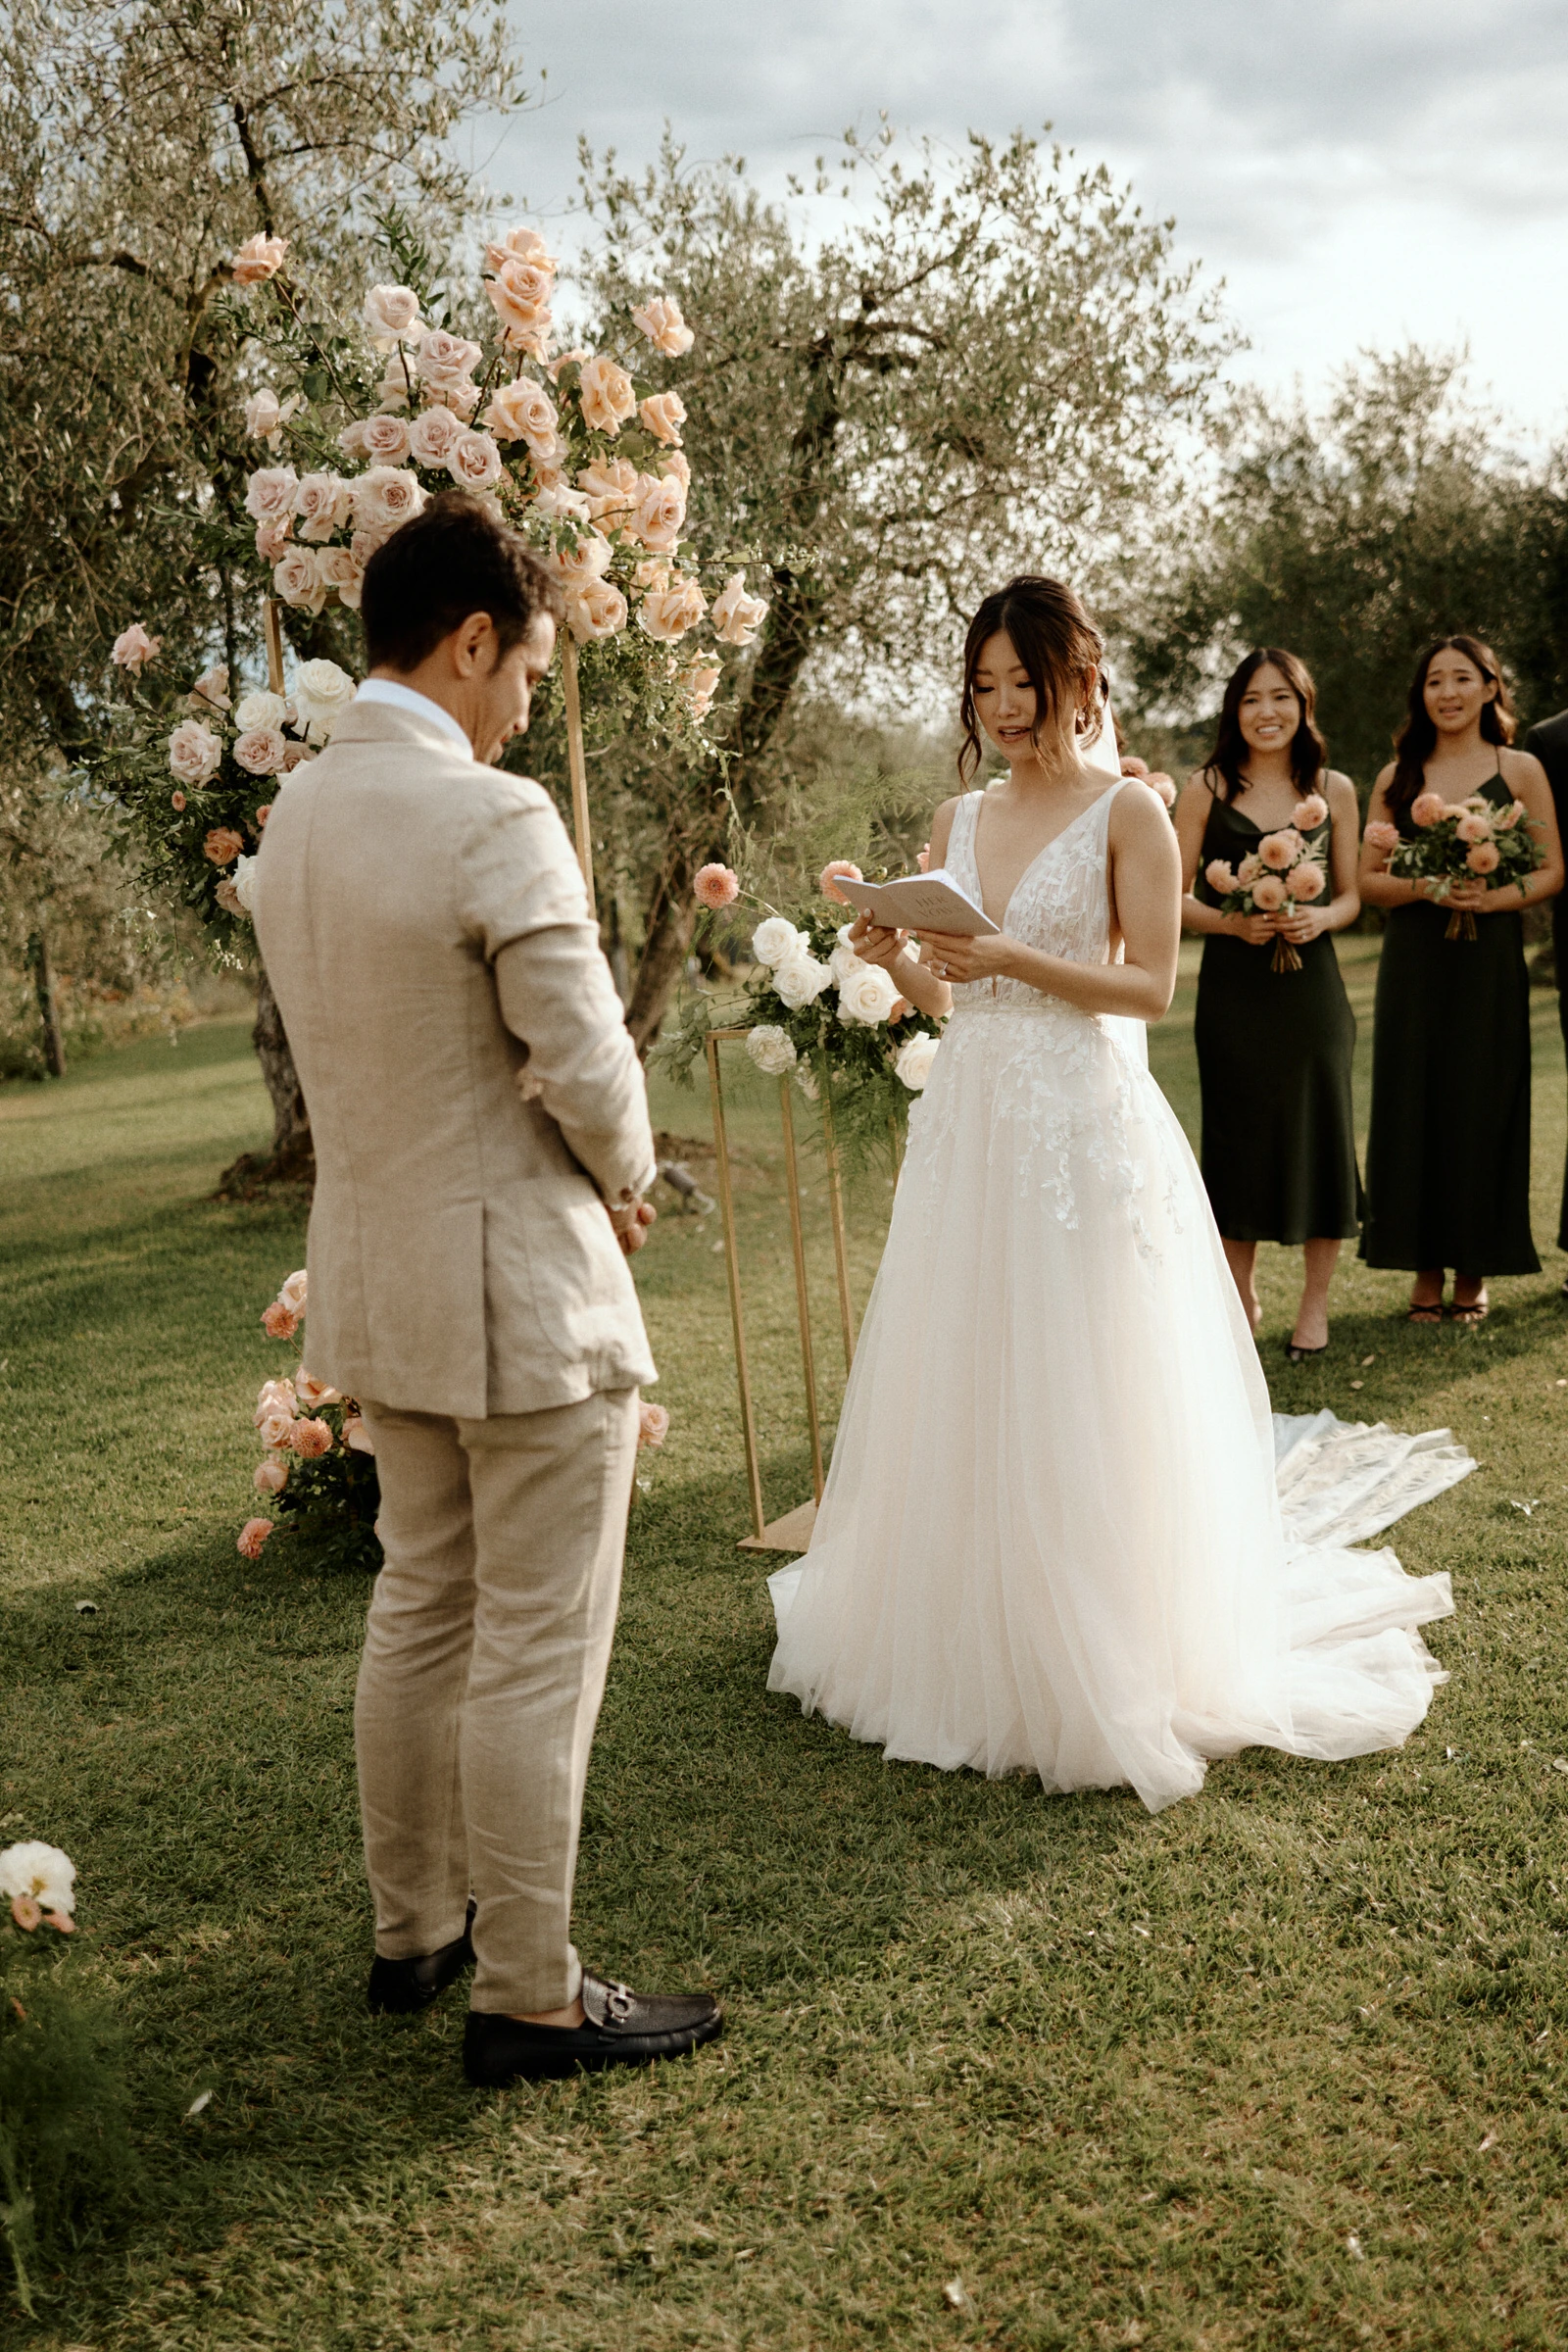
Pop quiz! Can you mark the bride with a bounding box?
[766,574,1467,1812]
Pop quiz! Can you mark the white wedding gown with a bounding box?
[767,783,1472,1812]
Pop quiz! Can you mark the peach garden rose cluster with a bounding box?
[1370,788,1544,941]
[241,1268,382,1573]
[1203,791,1332,972]
[229,222,768,746]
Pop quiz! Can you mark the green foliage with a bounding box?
[1127,350,1568,789]
[0,1924,134,2317]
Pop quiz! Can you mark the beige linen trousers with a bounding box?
[253,700,658,2012]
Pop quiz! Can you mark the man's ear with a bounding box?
[449,612,495,678]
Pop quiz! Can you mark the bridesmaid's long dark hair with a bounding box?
[1388,635,1515,816]
[957,576,1105,784]
[1202,648,1326,803]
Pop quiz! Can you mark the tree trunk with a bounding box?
[27,930,66,1077]
[625,860,698,1055]
[217,962,315,1196]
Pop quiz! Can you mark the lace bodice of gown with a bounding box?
[944,783,1123,1009]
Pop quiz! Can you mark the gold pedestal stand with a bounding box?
[704,1028,858,1551]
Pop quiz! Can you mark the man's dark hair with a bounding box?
[360,490,565,672]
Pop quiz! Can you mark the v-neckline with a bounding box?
[971,785,1117,931]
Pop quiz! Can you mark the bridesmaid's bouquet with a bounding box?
[1366,792,1541,941]
[1204,794,1329,971]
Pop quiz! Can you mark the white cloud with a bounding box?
[484,0,1568,436]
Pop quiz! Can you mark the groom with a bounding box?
[253,491,721,2085]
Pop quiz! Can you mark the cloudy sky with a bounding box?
[484,0,1568,443]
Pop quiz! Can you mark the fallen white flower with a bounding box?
[0,1839,76,1912]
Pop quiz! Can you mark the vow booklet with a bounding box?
[836,869,1000,938]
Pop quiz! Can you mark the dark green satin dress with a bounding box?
[1193,794,1362,1244]
[1359,771,1539,1275]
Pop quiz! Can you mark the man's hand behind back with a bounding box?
[608,1200,656,1256]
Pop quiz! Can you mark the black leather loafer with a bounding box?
[464,1969,723,2085]
[368,1903,476,2016]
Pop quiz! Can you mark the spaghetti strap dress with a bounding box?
[1193,792,1362,1243]
[1359,769,1540,1275]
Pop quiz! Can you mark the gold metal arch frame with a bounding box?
[704,1027,860,1551]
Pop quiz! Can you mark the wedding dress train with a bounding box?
[766,784,1471,1812]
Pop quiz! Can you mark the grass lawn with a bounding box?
[3,949,1568,2350]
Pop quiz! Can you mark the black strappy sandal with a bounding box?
[1284,1339,1327,1364]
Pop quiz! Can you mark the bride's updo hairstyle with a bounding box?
[957,575,1104,784]
[1203,648,1326,803]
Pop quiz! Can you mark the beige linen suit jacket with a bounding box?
[252,700,657,1420]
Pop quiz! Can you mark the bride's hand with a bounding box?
[918,928,1014,984]
[848,915,908,970]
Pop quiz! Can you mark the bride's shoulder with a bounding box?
[1108,776,1181,855]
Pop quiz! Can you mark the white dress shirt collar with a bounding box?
[355,677,472,757]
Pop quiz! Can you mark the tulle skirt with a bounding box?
[766,1000,1467,1813]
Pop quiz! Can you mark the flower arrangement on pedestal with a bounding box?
[660,860,945,1159]
[240,1269,381,1573]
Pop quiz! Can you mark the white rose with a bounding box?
[244,466,298,522]
[292,470,354,543]
[895,1032,940,1091]
[829,939,864,986]
[711,571,769,648]
[292,658,357,740]
[0,1839,75,1912]
[531,480,592,522]
[277,1268,308,1314]
[234,689,288,733]
[565,578,629,644]
[232,726,288,777]
[447,429,503,492]
[364,283,423,347]
[272,547,326,613]
[631,295,696,357]
[168,719,222,785]
[752,917,808,968]
[746,1024,798,1077]
[837,961,901,1025]
[232,853,260,912]
[773,953,833,1009]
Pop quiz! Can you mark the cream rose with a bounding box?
[351,466,425,532]
[231,231,287,286]
[316,546,366,611]
[485,256,556,342]
[747,1025,798,1076]
[662,450,692,491]
[565,578,629,644]
[244,466,298,522]
[752,917,808,968]
[531,480,593,522]
[272,548,326,614]
[255,514,292,563]
[577,457,641,524]
[294,1368,341,1409]
[710,571,769,647]
[483,375,560,455]
[364,283,423,346]
[234,689,287,733]
[680,658,721,721]
[231,854,259,913]
[773,953,834,1009]
[629,471,687,554]
[447,429,503,491]
[111,622,161,671]
[416,327,482,397]
[485,225,557,272]
[407,405,465,467]
[357,412,415,466]
[168,720,222,786]
[638,391,686,447]
[631,295,695,357]
[577,354,637,437]
[829,937,864,986]
[837,961,901,1025]
[895,1032,940,1091]
[243,388,298,441]
[293,471,354,542]
[553,530,614,586]
[638,574,708,643]
[233,726,288,777]
[277,1269,308,1314]
[293,658,357,740]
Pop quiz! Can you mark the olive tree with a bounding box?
[559,127,1231,1047]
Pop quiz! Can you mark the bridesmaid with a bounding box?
[1175,650,1362,1360]
[1358,636,1563,1321]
